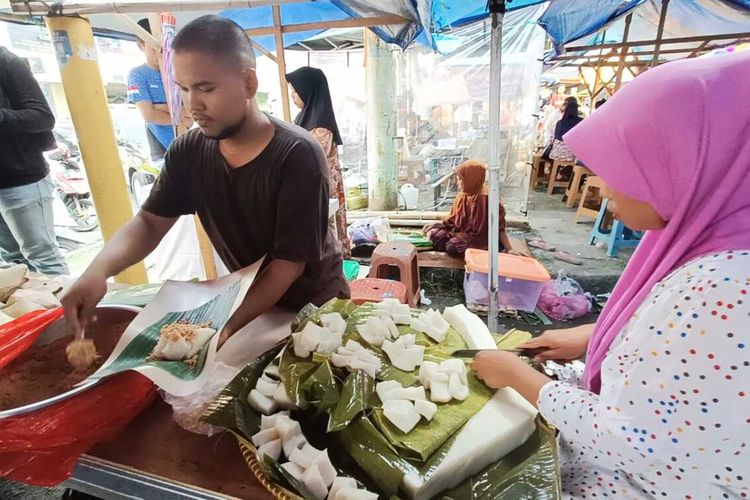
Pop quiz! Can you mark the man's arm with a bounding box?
[61,210,177,334]
[0,57,55,133]
[135,101,174,126]
[219,259,305,345]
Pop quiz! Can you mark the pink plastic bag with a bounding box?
[537,273,592,321]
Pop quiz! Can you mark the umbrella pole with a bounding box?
[487,0,506,333]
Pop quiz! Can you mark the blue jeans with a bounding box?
[0,175,69,275]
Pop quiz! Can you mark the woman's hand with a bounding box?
[472,350,552,407]
[517,324,595,362]
[423,222,442,236]
[472,350,528,389]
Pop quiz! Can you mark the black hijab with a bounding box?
[554,99,583,140]
[286,67,342,145]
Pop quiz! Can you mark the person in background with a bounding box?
[128,18,177,160]
[594,98,607,110]
[542,95,575,158]
[423,160,528,258]
[286,66,351,258]
[548,97,583,162]
[472,51,750,497]
[0,46,68,275]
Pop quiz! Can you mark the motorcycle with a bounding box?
[46,144,99,233]
[118,137,163,207]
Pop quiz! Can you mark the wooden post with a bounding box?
[364,29,398,211]
[614,14,634,91]
[46,15,147,284]
[651,0,670,67]
[273,5,291,122]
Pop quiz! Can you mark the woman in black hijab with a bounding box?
[287,67,350,257]
[549,98,584,162]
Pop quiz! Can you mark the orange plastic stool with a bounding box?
[350,278,408,305]
[368,242,421,306]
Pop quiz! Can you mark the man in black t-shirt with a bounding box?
[0,47,68,275]
[62,17,349,346]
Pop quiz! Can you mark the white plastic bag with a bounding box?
[163,361,239,436]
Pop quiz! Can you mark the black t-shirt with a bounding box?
[142,116,350,309]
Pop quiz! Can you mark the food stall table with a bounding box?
[64,399,272,500]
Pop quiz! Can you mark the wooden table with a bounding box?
[66,399,272,500]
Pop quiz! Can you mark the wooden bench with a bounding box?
[417,237,530,270]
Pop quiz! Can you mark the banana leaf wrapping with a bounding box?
[202,299,561,499]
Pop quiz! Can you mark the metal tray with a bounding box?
[0,304,142,419]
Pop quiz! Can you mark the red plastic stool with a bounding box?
[368,242,421,306]
[350,278,408,305]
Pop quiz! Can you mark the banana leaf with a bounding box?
[278,343,318,408]
[299,360,340,415]
[327,370,375,432]
[202,342,284,432]
[336,416,420,497]
[495,329,533,350]
[441,418,562,500]
[370,370,493,461]
[292,298,358,332]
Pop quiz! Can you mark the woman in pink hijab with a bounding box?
[472,51,750,497]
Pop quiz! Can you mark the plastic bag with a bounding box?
[537,271,592,322]
[0,308,63,370]
[347,217,392,247]
[0,311,157,486]
[163,361,239,436]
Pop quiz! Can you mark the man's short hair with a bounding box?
[172,15,256,70]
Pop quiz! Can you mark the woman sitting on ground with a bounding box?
[472,52,750,498]
[424,160,527,259]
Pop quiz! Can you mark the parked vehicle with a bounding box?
[46,144,98,233]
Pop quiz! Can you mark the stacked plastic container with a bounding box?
[463,249,551,312]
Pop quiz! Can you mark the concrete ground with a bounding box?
[522,188,632,295]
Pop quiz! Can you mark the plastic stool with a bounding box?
[350,278,408,305]
[589,199,643,257]
[368,242,421,306]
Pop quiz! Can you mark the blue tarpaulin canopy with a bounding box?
[539,0,750,61]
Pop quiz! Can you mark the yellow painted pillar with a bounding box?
[46,15,148,284]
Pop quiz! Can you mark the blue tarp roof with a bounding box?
[539,0,750,55]
[220,0,547,52]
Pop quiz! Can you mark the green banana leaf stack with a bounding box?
[202,299,561,499]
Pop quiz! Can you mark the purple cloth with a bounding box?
[565,51,750,394]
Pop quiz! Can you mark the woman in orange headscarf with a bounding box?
[424,160,526,258]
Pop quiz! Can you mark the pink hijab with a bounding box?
[564,51,750,394]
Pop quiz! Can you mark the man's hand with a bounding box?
[61,270,108,337]
[217,259,305,349]
[516,324,594,362]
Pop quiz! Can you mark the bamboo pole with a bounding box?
[651,0,670,67]
[244,14,408,37]
[14,0,308,16]
[560,31,750,53]
[614,14,633,91]
[273,5,292,122]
